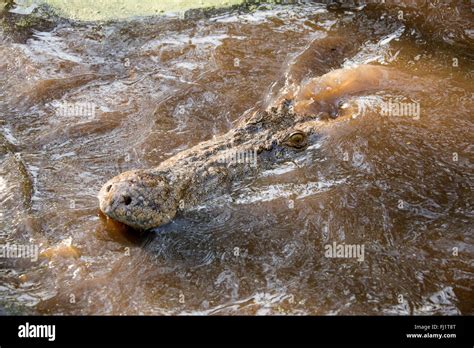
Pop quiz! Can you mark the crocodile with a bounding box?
[98,61,427,230]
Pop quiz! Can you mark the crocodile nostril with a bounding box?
[106,185,112,192]
[123,196,132,205]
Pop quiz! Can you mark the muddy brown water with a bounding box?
[0,2,473,315]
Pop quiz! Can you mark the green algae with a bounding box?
[12,0,247,21]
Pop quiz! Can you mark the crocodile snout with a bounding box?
[98,170,179,230]
[98,176,133,216]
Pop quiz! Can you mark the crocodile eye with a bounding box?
[286,131,307,149]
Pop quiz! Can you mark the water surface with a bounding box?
[0,2,472,315]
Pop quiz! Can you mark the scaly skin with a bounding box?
[98,64,426,230]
